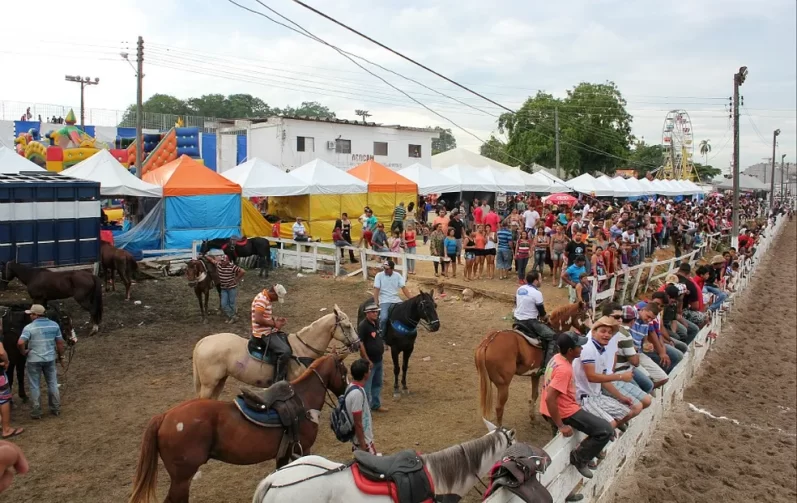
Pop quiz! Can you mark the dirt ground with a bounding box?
[0,261,554,502]
[610,221,797,503]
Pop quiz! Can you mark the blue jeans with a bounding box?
[27,360,60,414]
[676,319,699,346]
[516,257,529,280]
[645,344,684,374]
[379,302,396,338]
[364,359,384,410]
[533,249,546,274]
[406,246,416,273]
[632,367,654,393]
[221,287,238,319]
[704,285,728,311]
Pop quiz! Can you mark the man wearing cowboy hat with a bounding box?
[373,260,412,339]
[18,305,64,419]
[250,285,290,382]
[358,302,387,412]
[705,255,729,312]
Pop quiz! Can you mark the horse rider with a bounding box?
[250,284,290,382]
[373,260,412,338]
[514,271,557,371]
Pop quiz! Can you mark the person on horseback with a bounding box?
[514,272,557,370]
[373,260,412,338]
[250,285,291,382]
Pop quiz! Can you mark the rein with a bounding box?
[295,311,358,357]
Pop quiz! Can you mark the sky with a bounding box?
[0,0,794,172]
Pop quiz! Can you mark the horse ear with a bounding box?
[483,418,497,432]
[333,304,341,314]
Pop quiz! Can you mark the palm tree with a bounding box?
[699,139,711,165]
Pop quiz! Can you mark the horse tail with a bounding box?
[128,414,163,503]
[91,275,103,325]
[475,336,494,419]
[252,476,273,503]
[128,255,139,276]
[192,344,201,396]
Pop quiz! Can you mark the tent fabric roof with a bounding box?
[144,155,242,196]
[622,177,649,195]
[0,146,47,174]
[606,175,637,197]
[478,166,526,192]
[61,149,162,197]
[517,170,553,192]
[431,147,515,171]
[567,173,614,196]
[440,164,496,192]
[398,163,460,195]
[222,158,308,197]
[290,159,367,195]
[347,160,418,193]
[533,169,572,193]
[715,174,770,191]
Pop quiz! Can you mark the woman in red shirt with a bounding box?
[404,222,418,275]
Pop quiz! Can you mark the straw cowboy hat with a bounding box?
[591,315,621,334]
[710,255,725,265]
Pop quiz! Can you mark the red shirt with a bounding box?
[484,211,500,231]
[404,230,417,248]
[473,206,484,225]
[738,234,752,249]
[545,213,556,228]
[691,275,706,311]
[271,223,281,238]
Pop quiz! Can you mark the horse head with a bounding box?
[198,240,209,255]
[572,301,593,334]
[331,304,360,352]
[47,305,77,346]
[184,260,206,286]
[416,289,440,332]
[313,354,349,397]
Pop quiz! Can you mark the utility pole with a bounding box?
[554,107,560,177]
[135,36,144,179]
[780,154,786,202]
[731,66,747,247]
[770,129,780,207]
[64,75,100,128]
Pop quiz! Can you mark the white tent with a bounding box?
[431,147,515,171]
[637,177,656,195]
[518,171,554,192]
[567,173,614,196]
[669,180,693,195]
[289,159,367,195]
[715,174,770,191]
[682,180,703,195]
[608,176,639,197]
[60,149,162,197]
[223,158,308,197]
[651,179,679,196]
[478,166,526,192]
[398,163,460,195]
[533,169,572,192]
[623,177,649,196]
[440,164,496,192]
[0,146,46,174]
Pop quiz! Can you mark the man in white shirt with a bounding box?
[373,260,412,337]
[523,208,540,235]
[513,272,556,368]
[292,217,311,242]
[573,316,641,430]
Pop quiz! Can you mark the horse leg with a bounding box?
[210,376,227,400]
[195,289,206,324]
[391,346,401,399]
[496,383,510,427]
[529,374,541,422]
[103,264,111,292]
[401,345,414,395]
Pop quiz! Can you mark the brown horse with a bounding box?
[475,301,592,426]
[184,258,220,324]
[128,355,348,503]
[1,260,103,335]
[100,242,138,300]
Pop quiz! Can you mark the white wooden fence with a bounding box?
[540,214,788,503]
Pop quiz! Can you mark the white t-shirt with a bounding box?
[573,339,612,398]
[586,331,619,374]
[582,204,591,217]
[344,383,373,446]
[373,271,406,305]
[292,222,306,238]
[622,230,636,243]
[523,209,540,229]
[514,284,543,320]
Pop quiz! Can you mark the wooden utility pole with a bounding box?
[554,107,560,177]
[135,36,144,178]
[780,154,786,202]
[770,129,780,207]
[731,66,747,247]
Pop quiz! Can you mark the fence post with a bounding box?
[361,249,368,281]
[334,248,341,277]
[644,258,659,292]
[312,244,318,273]
[590,277,599,314]
[295,244,302,271]
[402,249,408,280]
[630,263,646,301]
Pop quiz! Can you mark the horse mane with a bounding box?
[421,432,503,490]
[290,355,334,386]
[549,302,582,320]
[293,312,335,339]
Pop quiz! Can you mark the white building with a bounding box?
[218,116,438,173]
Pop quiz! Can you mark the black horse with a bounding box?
[0,303,76,403]
[358,290,440,398]
[200,237,271,277]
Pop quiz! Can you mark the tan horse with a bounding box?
[474,301,592,426]
[192,305,359,399]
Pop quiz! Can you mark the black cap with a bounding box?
[556,331,588,352]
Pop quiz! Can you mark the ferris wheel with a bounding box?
[659,109,695,180]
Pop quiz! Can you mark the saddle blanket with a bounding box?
[391,319,417,337]
[350,463,434,503]
[512,329,542,348]
[247,346,273,364]
[234,397,282,427]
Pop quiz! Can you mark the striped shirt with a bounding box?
[251,290,276,338]
[629,319,650,350]
[496,229,513,251]
[393,205,407,222]
[614,327,637,372]
[216,260,243,289]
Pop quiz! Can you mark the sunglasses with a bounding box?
[610,314,623,320]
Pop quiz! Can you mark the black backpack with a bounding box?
[330,386,366,442]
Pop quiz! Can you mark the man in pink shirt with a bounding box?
[484,208,500,233]
[473,199,485,229]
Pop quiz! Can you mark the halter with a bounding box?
[415,294,439,331]
[295,310,359,357]
[460,426,514,496]
[187,259,208,287]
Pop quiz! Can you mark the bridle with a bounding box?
[463,426,515,496]
[295,310,359,357]
[186,259,208,287]
[416,295,440,331]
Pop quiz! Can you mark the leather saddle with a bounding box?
[512,323,543,348]
[483,443,553,503]
[236,381,306,460]
[352,450,434,503]
[231,236,248,247]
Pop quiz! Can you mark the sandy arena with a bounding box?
[611,221,797,503]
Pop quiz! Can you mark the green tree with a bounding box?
[479,135,511,165]
[431,127,457,154]
[698,139,711,166]
[627,141,664,176]
[496,83,634,176]
[277,101,336,119]
[694,162,721,182]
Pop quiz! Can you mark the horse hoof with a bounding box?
[393,390,401,399]
[202,319,209,325]
[402,389,410,396]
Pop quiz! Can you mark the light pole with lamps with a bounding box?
[769,129,780,207]
[64,75,100,128]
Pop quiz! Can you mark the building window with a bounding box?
[297,136,314,152]
[408,144,422,158]
[335,139,351,154]
[373,141,388,156]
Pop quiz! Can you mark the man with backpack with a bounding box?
[331,359,376,454]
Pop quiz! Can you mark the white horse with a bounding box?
[252,419,515,503]
[192,305,359,399]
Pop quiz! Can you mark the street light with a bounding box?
[770,128,780,207]
[65,75,100,128]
